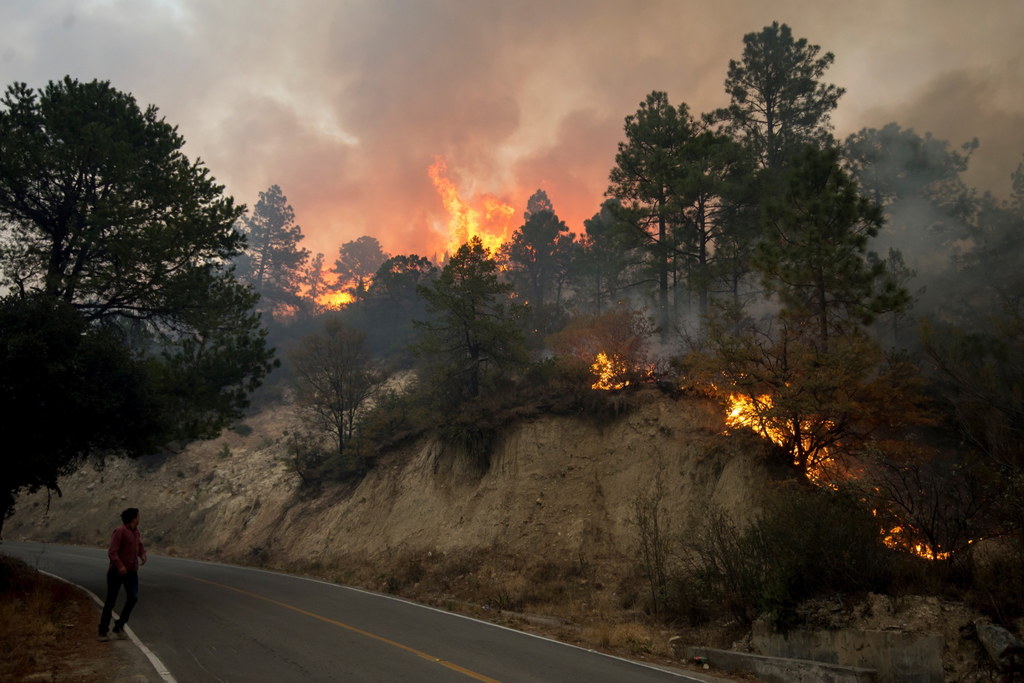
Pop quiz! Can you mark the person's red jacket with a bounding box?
[108,524,146,572]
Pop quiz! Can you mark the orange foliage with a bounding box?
[548,308,652,363]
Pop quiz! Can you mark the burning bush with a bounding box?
[547,307,655,391]
[856,445,1002,564]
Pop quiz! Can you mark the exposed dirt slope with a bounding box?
[7,392,779,568]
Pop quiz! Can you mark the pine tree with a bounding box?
[415,237,525,403]
[711,21,844,171]
[236,185,310,315]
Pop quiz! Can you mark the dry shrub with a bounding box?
[487,573,530,611]
[682,481,894,627]
[547,307,653,375]
[582,621,667,657]
[969,538,1024,623]
[362,548,611,626]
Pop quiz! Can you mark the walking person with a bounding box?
[98,507,147,641]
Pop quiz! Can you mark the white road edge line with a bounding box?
[169,554,704,681]
[38,569,177,683]
[26,544,700,682]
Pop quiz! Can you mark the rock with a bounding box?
[975,619,1024,671]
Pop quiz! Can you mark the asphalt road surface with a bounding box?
[3,541,704,682]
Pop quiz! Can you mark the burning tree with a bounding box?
[705,307,923,479]
[332,236,390,301]
[701,147,919,480]
[857,445,998,562]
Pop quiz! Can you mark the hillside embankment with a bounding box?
[7,393,777,568]
[5,391,1001,681]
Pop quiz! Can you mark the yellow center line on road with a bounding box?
[188,576,501,683]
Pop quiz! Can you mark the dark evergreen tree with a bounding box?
[363,254,438,357]
[755,147,909,348]
[301,252,328,314]
[710,21,845,171]
[502,190,575,340]
[607,91,696,334]
[949,157,1024,320]
[0,77,275,527]
[235,184,310,316]
[675,131,754,317]
[571,200,642,315]
[846,125,975,247]
[0,295,166,534]
[332,235,389,299]
[415,237,525,404]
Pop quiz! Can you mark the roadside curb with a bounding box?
[39,570,177,682]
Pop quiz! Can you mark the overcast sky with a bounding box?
[2,0,1022,258]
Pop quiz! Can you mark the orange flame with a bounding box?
[724,392,955,561]
[312,272,359,310]
[429,157,515,255]
[725,393,834,483]
[880,523,953,561]
[591,352,630,390]
[316,290,355,310]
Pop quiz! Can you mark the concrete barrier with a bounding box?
[680,646,876,683]
[750,624,944,683]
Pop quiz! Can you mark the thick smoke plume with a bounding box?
[1,0,1020,257]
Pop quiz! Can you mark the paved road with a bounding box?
[4,542,703,682]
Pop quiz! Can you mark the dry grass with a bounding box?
[0,554,128,681]
[583,621,669,657]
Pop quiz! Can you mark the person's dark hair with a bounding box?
[121,508,139,525]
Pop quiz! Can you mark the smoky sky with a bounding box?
[2,0,1022,258]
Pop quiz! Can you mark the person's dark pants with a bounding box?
[98,568,139,635]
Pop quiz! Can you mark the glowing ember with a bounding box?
[880,524,952,561]
[428,157,515,255]
[591,352,630,390]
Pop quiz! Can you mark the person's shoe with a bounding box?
[98,633,110,642]
[112,628,128,640]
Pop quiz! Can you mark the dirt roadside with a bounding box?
[1,564,162,682]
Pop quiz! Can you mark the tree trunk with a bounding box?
[657,207,670,340]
